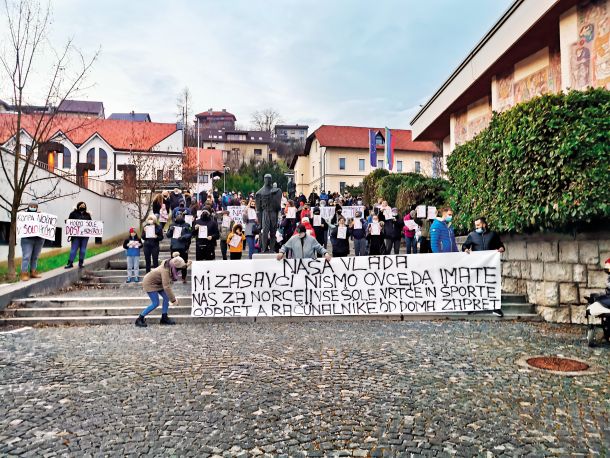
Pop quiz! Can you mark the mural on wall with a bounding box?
[454,110,468,146]
[514,68,549,104]
[571,0,610,89]
[467,113,492,140]
[496,70,514,112]
[453,98,492,146]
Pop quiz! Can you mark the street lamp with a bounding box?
[223,164,230,194]
[196,117,201,202]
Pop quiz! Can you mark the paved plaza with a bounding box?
[0,320,608,457]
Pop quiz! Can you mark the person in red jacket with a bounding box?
[298,217,316,238]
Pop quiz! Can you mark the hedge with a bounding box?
[362,168,389,205]
[447,88,610,233]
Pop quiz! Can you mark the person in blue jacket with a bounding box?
[430,207,458,253]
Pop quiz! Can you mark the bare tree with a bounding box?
[250,108,282,133]
[176,86,196,146]
[0,0,98,280]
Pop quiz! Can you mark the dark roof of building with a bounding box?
[58,100,105,116]
[195,109,236,121]
[108,112,152,122]
[0,99,10,109]
[275,124,309,130]
[200,129,272,144]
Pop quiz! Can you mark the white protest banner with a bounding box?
[173,226,182,239]
[416,205,426,218]
[341,206,365,219]
[313,215,322,227]
[185,215,194,225]
[65,219,104,237]
[191,252,501,318]
[16,212,57,241]
[145,225,156,239]
[198,225,208,239]
[427,206,437,220]
[320,207,335,221]
[227,206,246,225]
[337,226,347,239]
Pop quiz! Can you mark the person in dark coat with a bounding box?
[383,208,404,255]
[462,217,505,253]
[367,215,385,256]
[65,201,92,269]
[350,210,368,256]
[311,207,329,248]
[168,188,184,212]
[142,215,164,273]
[193,208,220,261]
[166,214,192,282]
[330,205,343,226]
[330,217,351,257]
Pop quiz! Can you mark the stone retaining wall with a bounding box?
[500,231,609,324]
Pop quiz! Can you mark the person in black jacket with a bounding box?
[462,217,505,253]
[311,207,329,248]
[142,215,164,273]
[330,205,343,226]
[166,214,192,282]
[65,201,92,269]
[330,217,351,257]
[383,208,404,255]
[193,208,220,260]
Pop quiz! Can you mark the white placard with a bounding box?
[354,219,362,230]
[229,234,242,248]
[248,209,257,221]
[275,230,283,243]
[227,206,246,225]
[222,216,231,228]
[198,225,208,239]
[185,215,194,225]
[65,219,104,237]
[287,207,296,219]
[427,206,437,220]
[383,209,393,220]
[145,225,156,239]
[16,211,57,241]
[313,215,322,227]
[172,226,182,239]
[337,226,347,239]
[197,210,203,219]
[320,206,335,220]
[340,206,365,219]
[191,252,502,318]
[370,223,381,235]
[416,205,426,218]
[405,219,418,231]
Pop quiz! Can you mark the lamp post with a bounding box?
[196,117,200,202]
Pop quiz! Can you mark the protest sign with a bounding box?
[313,215,322,227]
[185,215,194,225]
[427,206,437,220]
[341,206,364,219]
[287,207,297,219]
[248,208,257,221]
[354,218,362,229]
[405,219,418,231]
[370,223,381,235]
[173,226,182,239]
[144,225,156,239]
[16,212,57,241]
[198,225,208,238]
[227,206,246,225]
[191,251,501,318]
[320,206,335,220]
[416,205,426,218]
[337,227,347,239]
[222,216,231,228]
[229,234,242,248]
[65,219,104,237]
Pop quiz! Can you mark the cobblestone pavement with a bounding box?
[0,321,608,457]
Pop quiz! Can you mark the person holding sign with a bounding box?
[218,210,234,260]
[143,215,164,273]
[135,252,191,327]
[242,199,259,259]
[403,207,419,254]
[367,215,385,255]
[122,228,142,283]
[350,210,368,256]
[193,208,219,261]
[65,202,92,269]
[277,224,331,261]
[383,208,404,255]
[430,207,458,253]
[19,198,45,281]
[311,207,329,248]
[330,217,351,257]
[227,224,246,260]
[166,214,192,283]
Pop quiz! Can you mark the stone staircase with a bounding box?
[0,242,541,326]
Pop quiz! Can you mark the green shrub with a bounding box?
[447,88,610,233]
[395,176,450,214]
[224,160,289,196]
[362,168,389,205]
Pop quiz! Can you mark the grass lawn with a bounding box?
[0,239,121,282]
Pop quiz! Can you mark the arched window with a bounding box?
[86,148,95,170]
[99,148,108,170]
[62,146,71,169]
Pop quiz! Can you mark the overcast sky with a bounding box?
[21,0,513,129]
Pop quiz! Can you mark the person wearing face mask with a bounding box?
[403,207,419,254]
[143,215,164,273]
[242,199,259,259]
[462,217,505,253]
[367,215,385,256]
[65,201,92,269]
[168,188,184,212]
[193,207,220,261]
[430,207,458,253]
[330,204,343,226]
[277,224,331,261]
[311,207,329,247]
[227,223,246,260]
[19,197,45,281]
[135,252,191,327]
[172,200,191,221]
[166,213,192,283]
[123,228,142,283]
[383,208,404,255]
[350,210,368,256]
[330,217,351,257]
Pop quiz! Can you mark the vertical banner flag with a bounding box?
[369,129,377,167]
[385,127,394,171]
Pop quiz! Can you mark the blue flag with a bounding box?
[369,129,377,167]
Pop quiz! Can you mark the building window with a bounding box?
[86,148,95,170]
[397,160,403,172]
[415,161,421,173]
[312,165,315,176]
[339,157,346,170]
[167,170,175,181]
[359,159,365,171]
[202,174,209,183]
[62,146,71,169]
[268,153,273,162]
[99,148,108,170]
[339,181,346,193]
[375,134,384,145]
[377,159,384,169]
[254,148,262,156]
[157,170,164,181]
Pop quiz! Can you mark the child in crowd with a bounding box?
[123,228,142,283]
[227,224,246,260]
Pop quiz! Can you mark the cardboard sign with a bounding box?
[198,225,208,239]
[65,219,104,237]
[370,223,381,235]
[313,215,322,227]
[145,225,156,239]
[337,226,347,239]
[173,226,182,239]
[191,251,502,318]
[16,211,57,241]
[229,234,242,248]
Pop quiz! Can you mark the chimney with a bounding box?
[222,108,226,112]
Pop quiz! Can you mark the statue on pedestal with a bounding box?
[255,174,282,252]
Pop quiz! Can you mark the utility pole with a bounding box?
[196,116,200,203]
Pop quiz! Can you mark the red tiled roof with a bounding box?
[195,110,237,120]
[184,147,224,171]
[311,125,439,152]
[0,113,178,151]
